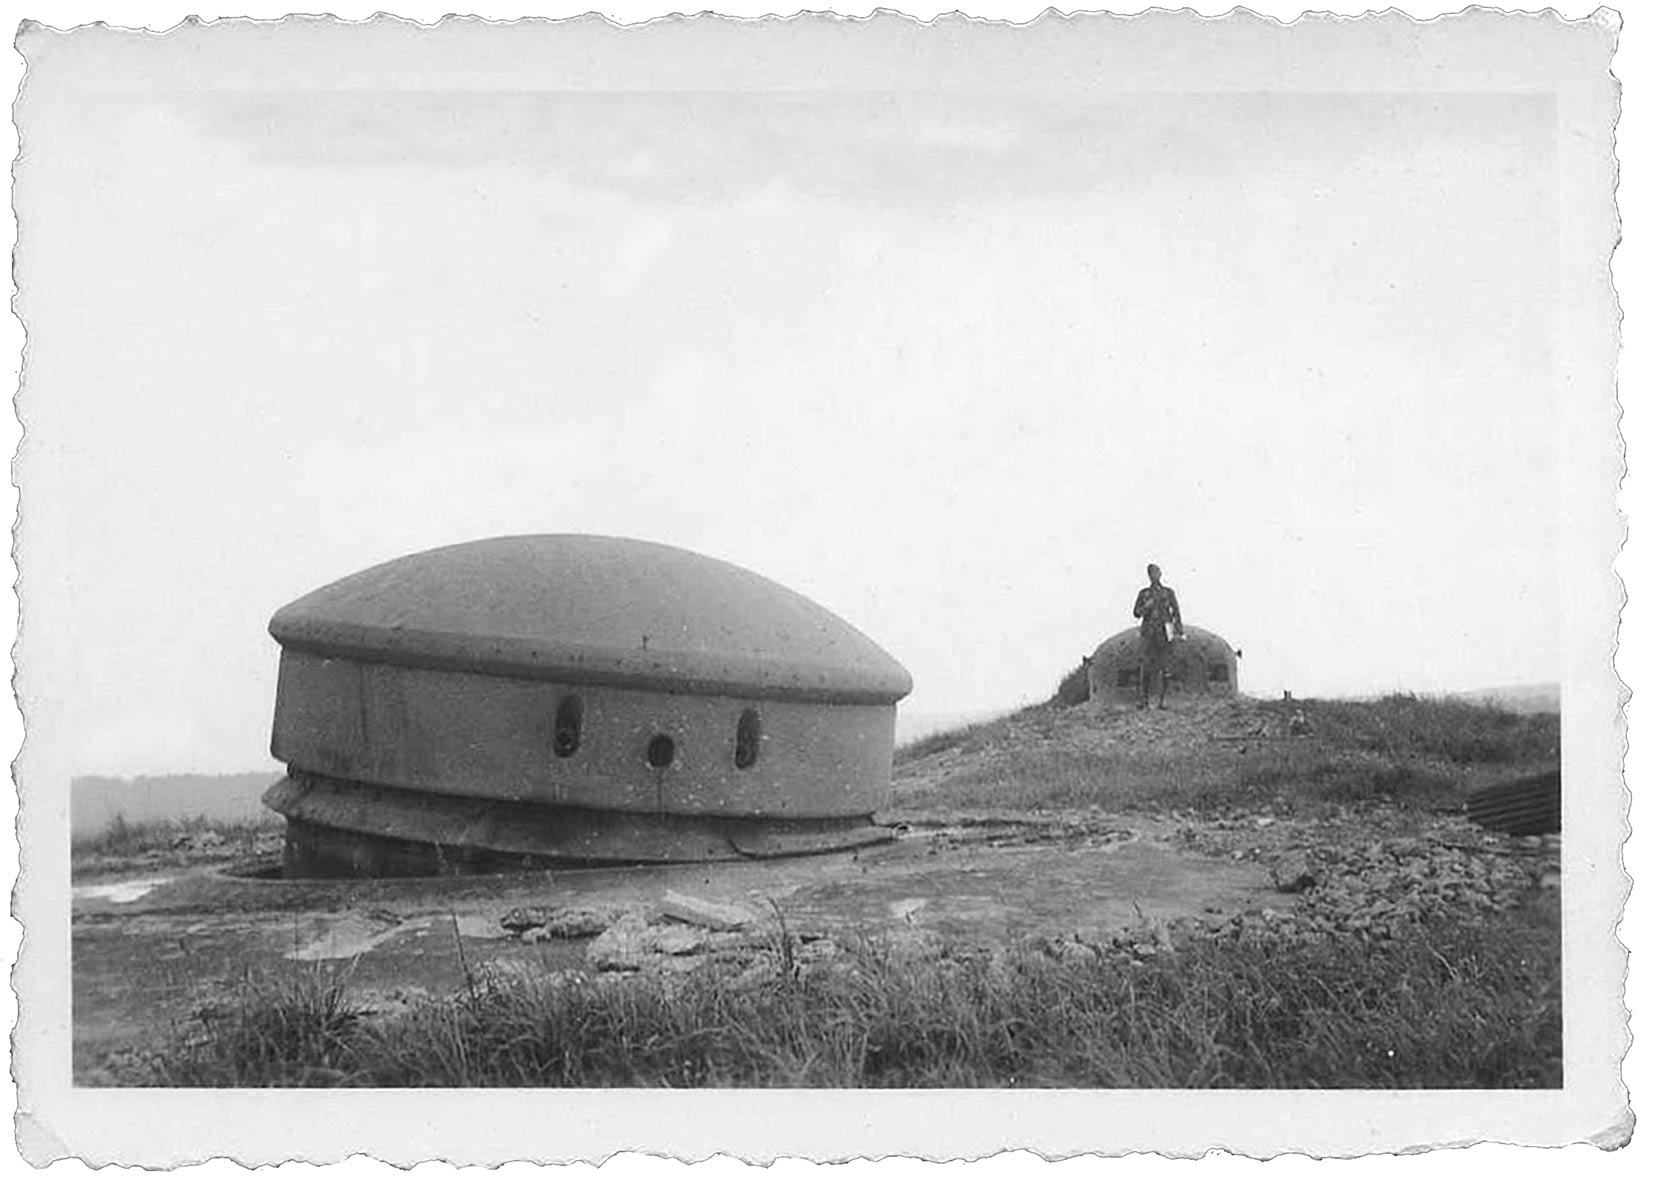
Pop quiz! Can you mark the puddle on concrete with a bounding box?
[72,877,175,905]
[286,914,433,962]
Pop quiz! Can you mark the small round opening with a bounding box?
[734,708,761,770]
[645,733,676,770]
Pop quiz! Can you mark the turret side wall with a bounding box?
[271,650,895,819]
[1086,636,1240,702]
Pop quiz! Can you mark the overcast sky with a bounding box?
[19,50,1564,774]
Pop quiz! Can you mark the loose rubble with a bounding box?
[468,803,1556,990]
[1270,851,1320,893]
[587,911,708,970]
[659,891,758,931]
[1283,833,1543,941]
[171,830,227,853]
[499,904,621,941]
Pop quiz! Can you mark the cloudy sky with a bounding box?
[19,40,1564,774]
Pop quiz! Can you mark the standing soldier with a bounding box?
[1133,563,1184,710]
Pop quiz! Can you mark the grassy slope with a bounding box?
[892,692,1559,818]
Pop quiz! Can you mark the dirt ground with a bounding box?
[70,694,1558,1084]
[72,811,1278,1081]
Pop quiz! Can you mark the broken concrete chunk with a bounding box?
[171,830,227,852]
[587,912,653,970]
[501,906,558,933]
[650,925,708,956]
[659,890,758,932]
[499,904,621,938]
[587,912,711,970]
[1270,852,1322,893]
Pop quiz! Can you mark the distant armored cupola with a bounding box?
[1085,625,1241,704]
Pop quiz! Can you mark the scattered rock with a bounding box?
[659,890,758,932]
[500,904,621,938]
[587,912,712,971]
[651,925,709,956]
[170,831,226,853]
[1270,852,1321,893]
[587,913,654,970]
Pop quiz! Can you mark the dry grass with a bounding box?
[1306,694,1560,766]
[1051,662,1092,707]
[130,896,1560,1089]
[895,693,1557,819]
[899,734,1464,818]
[72,812,282,863]
[894,705,1051,765]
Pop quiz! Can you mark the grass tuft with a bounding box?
[157,968,369,1087]
[132,901,1558,1090]
[72,812,282,860]
[895,704,1055,765]
[1305,695,1560,766]
[896,693,1557,818]
[1051,663,1092,707]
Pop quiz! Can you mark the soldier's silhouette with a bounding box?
[1132,563,1184,710]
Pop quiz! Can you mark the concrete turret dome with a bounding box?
[264,536,913,876]
[269,534,913,704]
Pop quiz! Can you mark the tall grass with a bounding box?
[1305,695,1560,766]
[899,741,1461,817]
[895,703,1058,765]
[133,901,1558,1090]
[170,967,365,1087]
[1051,663,1092,707]
[896,693,1557,816]
[72,812,282,860]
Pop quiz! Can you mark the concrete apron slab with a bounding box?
[72,822,1276,1078]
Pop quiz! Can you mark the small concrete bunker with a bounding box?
[1086,625,1241,704]
[263,535,913,877]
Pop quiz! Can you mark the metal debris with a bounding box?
[1466,771,1561,836]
